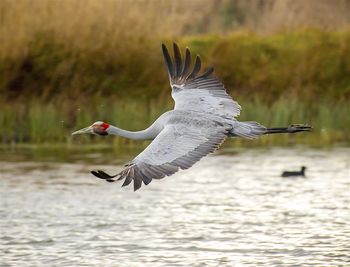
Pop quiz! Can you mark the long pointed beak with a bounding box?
[72,126,93,135]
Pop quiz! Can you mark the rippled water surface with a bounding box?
[1,147,350,266]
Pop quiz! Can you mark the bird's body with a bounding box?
[281,166,307,177]
[72,43,312,191]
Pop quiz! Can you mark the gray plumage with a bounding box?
[78,43,312,191]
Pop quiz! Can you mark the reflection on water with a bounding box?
[1,147,350,266]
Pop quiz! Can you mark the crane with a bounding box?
[72,43,312,191]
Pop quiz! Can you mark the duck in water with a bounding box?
[281,166,306,177]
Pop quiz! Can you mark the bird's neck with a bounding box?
[107,124,161,140]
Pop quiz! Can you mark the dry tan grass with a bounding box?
[0,0,217,60]
[2,0,350,60]
[258,0,350,32]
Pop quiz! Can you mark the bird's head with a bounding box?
[72,121,110,136]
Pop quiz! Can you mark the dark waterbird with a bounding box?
[72,43,312,191]
[281,166,307,177]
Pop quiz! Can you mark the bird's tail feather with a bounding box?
[229,121,266,139]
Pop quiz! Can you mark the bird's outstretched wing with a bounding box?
[92,123,229,191]
[162,43,241,119]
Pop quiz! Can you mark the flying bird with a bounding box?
[72,43,312,191]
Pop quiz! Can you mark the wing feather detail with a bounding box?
[187,55,201,80]
[181,48,191,79]
[162,43,241,118]
[173,43,182,78]
[92,123,228,191]
[162,44,175,79]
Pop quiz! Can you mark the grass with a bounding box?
[2,30,350,102]
[0,97,348,147]
[0,1,349,147]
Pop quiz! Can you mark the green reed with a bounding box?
[1,29,350,147]
[0,97,349,147]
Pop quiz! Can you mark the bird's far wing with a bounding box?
[162,43,241,119]
[92,123,228,191]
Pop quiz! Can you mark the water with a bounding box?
[1,147,349,266]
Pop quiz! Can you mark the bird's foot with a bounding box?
[287,124,313,133]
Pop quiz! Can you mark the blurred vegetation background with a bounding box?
[0,0,350,147]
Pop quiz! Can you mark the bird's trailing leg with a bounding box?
[265,124,312,134]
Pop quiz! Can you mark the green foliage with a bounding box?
[1,30,350,102]
[0,30,350,146]
[0,97,349,146]
[209,30,350,101]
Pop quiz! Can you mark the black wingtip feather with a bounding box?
[133,178,142,191]
[187,55,201,79]
[91,170,117,182]
[91,167,148,191]
[163,43,215,83]
[91,170,102,178]
[162,43,174,79]
[142,176,152,185]
[173,43,182,78]
[181,47,191,79]
[122,176,133,187]
[98,170,114,179]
